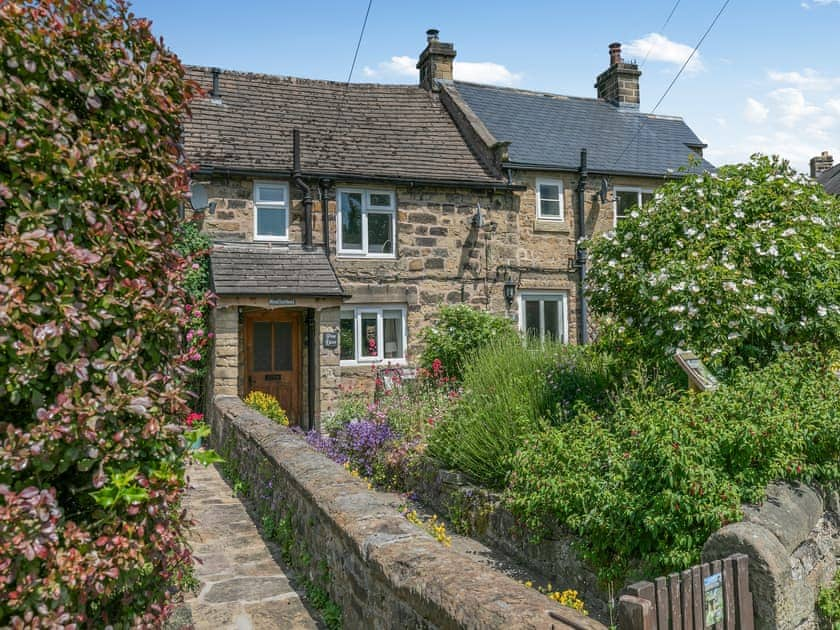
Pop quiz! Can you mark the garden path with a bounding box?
[167,462,320,630]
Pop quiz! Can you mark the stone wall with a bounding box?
[210,396,606,630]
[408,458,611,623]
[703,481,840,630]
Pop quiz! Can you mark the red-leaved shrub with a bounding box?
[0,1,200,626]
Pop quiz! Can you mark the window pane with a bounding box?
[341,192,363,249]
[641,192,653,206]
[616,190,639,220]
[544,300,559,341]
[360,313,379,358]
[253,322,272,371]
[273,322,292,371]
[256,207,287,237]
[539,184,560,201]
[257,186,285,203]
[369,193,392,208]
[340,314,355,361]
[367,212,393,254]
[524,300,541,339]
[383,311,403,359]
[540,199,561,216]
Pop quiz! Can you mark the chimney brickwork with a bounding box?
[810,151,834,177]
[595,42,641,109]
[417,29,456,91]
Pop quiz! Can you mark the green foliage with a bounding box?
[245,390,289,426]
[419,304,516,380]
[587,155,840,376]
[505,348,840,582]
[173,221,212,300]
[0,1,198,625]
[321,385,370,435]
[818,570,840,629]
[427,336,562,488]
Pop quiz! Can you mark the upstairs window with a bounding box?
[536,178,564,220]
[337,189,396,257]
[254,182,289,241]
[614,187,654,225]
[340,306,406,364]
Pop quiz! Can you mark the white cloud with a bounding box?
[744,98,768,124]
[770,87,822,126]
[362,55,521,87]
[813,0,840,4]
[767,68,840,91]
[453,61,522,86]
[362,55,416,79]
[826,98,840,114]
[623,33,704,73]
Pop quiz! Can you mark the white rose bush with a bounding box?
[587,155,840,374]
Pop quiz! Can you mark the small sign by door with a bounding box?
[322,332,338,348]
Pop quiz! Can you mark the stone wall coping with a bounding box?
[213,395,606,629]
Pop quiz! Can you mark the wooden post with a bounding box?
[619,595,656,630]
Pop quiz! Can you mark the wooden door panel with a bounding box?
[245,312,301,424]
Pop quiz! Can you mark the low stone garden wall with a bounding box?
[209,395,605,630]
[407,458,612,622]
[703,481,839,630]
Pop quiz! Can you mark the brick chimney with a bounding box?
[417,29,456,91]
[810,151,834,177]
[595,42,641,109]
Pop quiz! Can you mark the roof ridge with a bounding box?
[186,64,423,90]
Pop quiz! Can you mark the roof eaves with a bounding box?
[502,161,691,179]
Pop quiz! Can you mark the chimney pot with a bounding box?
[596,41,640,108]
[417,29,456,91]
[609,42,623,65]
[426,28,440,42]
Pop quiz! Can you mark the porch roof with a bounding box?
[210,244,344,297]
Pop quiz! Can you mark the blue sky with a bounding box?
[133,0,840,173]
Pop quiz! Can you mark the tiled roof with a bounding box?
[210,245,344,297]
[817,163,840,195]
[448,81,715,176]
[183,66,503,185]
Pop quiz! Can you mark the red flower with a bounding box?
[185,412,203,427]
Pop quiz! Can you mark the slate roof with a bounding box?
[183,66,503,185]
[211,245,344,297]
[448,81,714,177]
[817,163,840,195]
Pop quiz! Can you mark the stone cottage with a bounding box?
[182,31,711,429]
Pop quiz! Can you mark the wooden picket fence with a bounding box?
[618,553,754,630]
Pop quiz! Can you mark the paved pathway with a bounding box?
[168,463,319,630]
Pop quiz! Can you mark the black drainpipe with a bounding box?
[575,148,589,345]
[305,309,316,431]
[293,129,313,249]
[319,179,331,253]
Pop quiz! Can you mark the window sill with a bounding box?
[254,236,290,242]
[534,219,570,233]
[336,254,398,261]
[340,359,408,368]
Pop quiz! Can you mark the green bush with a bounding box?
[818,569,840,629]
[505,347,840,582]
[427,336,561,488]
[587,155,840,376]
[419,304,516,380]
[0,1,198,625]
[245,391,289,426]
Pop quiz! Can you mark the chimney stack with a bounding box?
[595,42,641,109]
[417,28,456,91]
[810,151,834,177]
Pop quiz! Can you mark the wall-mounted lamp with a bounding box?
[503,275,517,309]
[472,202,486,228]
[597,177,609,204]
[189,182,217,215]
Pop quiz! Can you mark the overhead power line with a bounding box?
[613,0,732,167]
[639,0,683,69]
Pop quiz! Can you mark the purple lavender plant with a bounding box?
[307,420,395,477]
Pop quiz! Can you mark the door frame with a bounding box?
[243,309,303,424]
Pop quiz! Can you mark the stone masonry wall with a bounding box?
[210,396,606,630]
[702,481,840,630]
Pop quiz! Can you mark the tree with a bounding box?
[587,155,840,374]
[0,1,200,625]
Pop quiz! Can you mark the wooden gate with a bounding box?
[618,554,753,630]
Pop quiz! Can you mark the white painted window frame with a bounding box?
[518,291,569,344]
[253,181,290,242]
[339,305,407,366]
[336,187,397,258]
[613,186,654,227]
[535,178,565,221]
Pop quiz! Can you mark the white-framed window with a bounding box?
[536,178,565,220]
[340,305,406,365]
[337,188,396,257]
[614,187,654,225]
[253,182,289,241]
[519,291,569,343]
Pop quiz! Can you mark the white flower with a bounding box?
[685,227,698,238]
[817,305,828,317]
[742,279,756,287]
[668,305,686,313]
[734,210,745,219]
[767,245,779,257]
[723,282,738,292]
[655,329,663,336]
[781,228,796,238]
[674,322,685,331]
[727,332,740,340]
[793,251,802,261]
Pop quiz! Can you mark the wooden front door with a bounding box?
[244,310,302,424]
